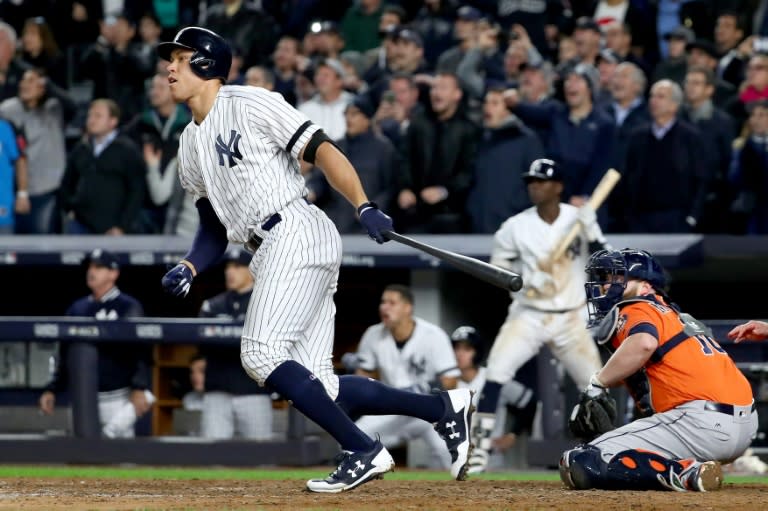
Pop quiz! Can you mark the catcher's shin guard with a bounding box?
[561,446,721,492]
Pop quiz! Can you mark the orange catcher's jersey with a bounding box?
[611,295,753,412]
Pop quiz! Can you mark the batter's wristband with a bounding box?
[357,201,379,216]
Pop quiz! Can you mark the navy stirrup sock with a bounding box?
[477,381,502,414]
[265,361,374,452]
[336,375,445,423]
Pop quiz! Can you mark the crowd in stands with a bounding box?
[2,0,768,236]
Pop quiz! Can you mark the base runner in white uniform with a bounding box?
[354,285,459,469]
[156,27,475,493]
[469,159,607,473]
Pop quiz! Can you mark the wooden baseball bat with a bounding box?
[382,230,524,292]
[546,168,621,266]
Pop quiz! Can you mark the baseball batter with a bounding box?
[156,27,474,493]
[354,285,460,469]
[560,249,758,492]
[469,159,606,473]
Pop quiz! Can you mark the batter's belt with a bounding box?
[244,213,282,253]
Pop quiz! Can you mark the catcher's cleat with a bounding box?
[434,388,475,480]
[306,440,394,493]
[680,460,724,492]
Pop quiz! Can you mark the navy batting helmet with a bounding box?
[522,158,564,182]
[157,27,232,82]
[450,326,485,366]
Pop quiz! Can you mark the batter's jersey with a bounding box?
[491,203,605,311]
[357,317,460,389]
[177,86,321,243]
[611,294,753,412]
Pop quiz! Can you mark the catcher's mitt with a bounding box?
[568,388,617,441]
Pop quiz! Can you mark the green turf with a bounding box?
[0,465,765,484]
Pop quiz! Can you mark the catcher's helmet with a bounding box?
[522,158,564,182]
[584,248,667,326]
[450,326,485,366]
[157,27,232,82]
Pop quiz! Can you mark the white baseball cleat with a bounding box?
[306,440,394,493]
[434,388,475,480]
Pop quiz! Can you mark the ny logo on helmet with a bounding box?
[215,130,243,168]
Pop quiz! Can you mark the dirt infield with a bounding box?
[0,478,766,510]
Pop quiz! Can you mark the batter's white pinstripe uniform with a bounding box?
[177,85,343,398]
[355,317,460,468]
[488,203,603,388]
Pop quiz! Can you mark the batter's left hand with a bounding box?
[357,202,393,244]
[577,204,596,229]
[162,263,194,297]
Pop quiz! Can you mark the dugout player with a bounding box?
[156,27,474,493]
[353,285,458,469]
[469,158,606,473]
[559,248,757,492]
[197,248,273,440]
[39,249,154,438]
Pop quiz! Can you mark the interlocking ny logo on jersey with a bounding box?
[215,130,243,167]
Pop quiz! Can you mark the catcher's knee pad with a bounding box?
[559,445,605,490]
[240,336,292,386]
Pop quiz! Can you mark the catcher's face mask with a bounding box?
[584,249,627,327]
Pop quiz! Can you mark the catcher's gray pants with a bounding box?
[201,392,273,440]
[590,400,758,463]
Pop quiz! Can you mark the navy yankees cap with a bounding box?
[522,159,564,182]
[223,248,252,266]
[84,249,119,270]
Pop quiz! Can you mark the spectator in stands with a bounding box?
[476,0,564,57]
[437,5,483,73]
[50,1,102,51]
[202,0,276,67]
[508,63,614,206]
[715,11,748,87]
[19,17,66,88]
[622,80,707,232]
[411,0,454,69]
[59,99,146,235]
[0,22,32,102]
[307,20,346,62]
[38,249,154,439]
[127,72,192,234]
[602,62,649,170]
[375,73,423,148]
[0,68,72,234]
[352,284,458,469]
[653,25,694,86]
[558,36,577,66]
[392,28,430,77]
[601,22,651,77]
[339,51,369,95]
[298,58,354,141]
[362,22,401,90]
[135,12,162,80]
[686,38,736,108]
[571,17,603,67]
[340,0,384,53]
[595,49,621,105]
[681,66,736,233]
[182,354,205,413]
[226,44,245,86]
[197,248,273,440]
[245,66,275,90]
[271,36,302,106]
[0,115,27,235]
[729,99,768,234]
[729,52,768,128]
[466,86,544,233]
[79,13,155,122]
[396,72,479,233]
[307,94,397,233]
[519,61,555,106]
[456,21,518,103]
